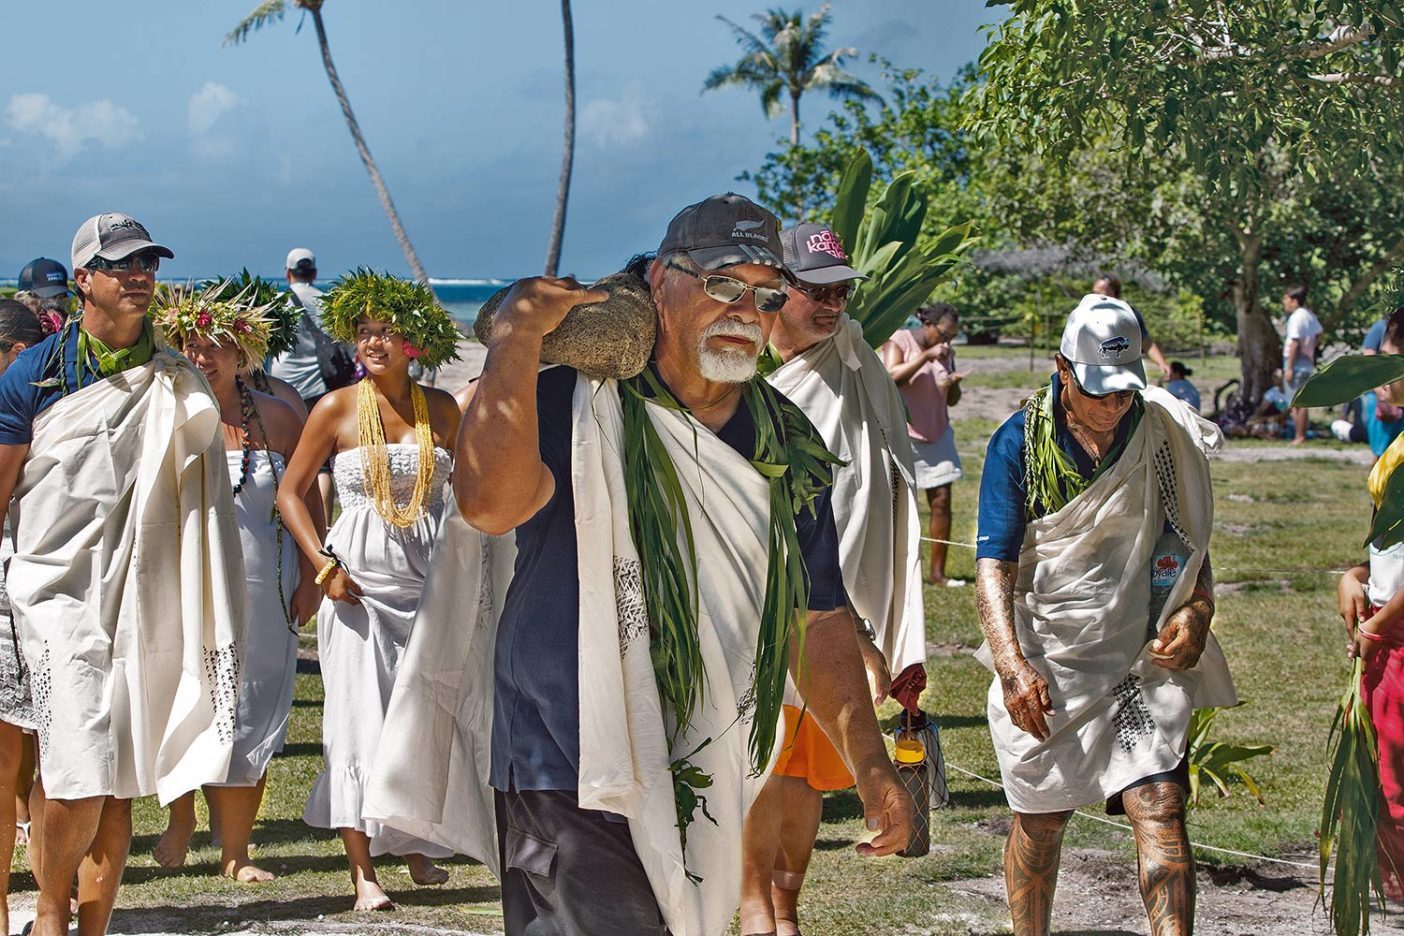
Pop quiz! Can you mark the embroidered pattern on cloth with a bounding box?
[1153,441,1193,549]
[613,556,648,651]
[1111,673,1155,753]
[735,660,758,727]
[203,645,241,743]
[33,642,52,758]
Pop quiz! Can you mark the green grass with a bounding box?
[15,347,1367,935]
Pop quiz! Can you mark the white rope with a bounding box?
[917,536,1351,577]
[944,761,1321,873]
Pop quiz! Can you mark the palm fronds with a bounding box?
[1319,657,1387,936]
[1186,706,1274,805]
[224,0,289,45]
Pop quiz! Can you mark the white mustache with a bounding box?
[701,320,763,343]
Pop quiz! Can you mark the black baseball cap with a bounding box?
[780,223,865,285]
[71,212,174,271]
[657,193,789,277]
[18,257,70,299]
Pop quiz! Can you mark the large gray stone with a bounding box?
[473,272,656,380]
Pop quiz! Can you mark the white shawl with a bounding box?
[367,372,779,936]
[767,315,926,677]
[8,351,246,804]
[976,398,1236,813]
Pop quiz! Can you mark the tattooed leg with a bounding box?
[1123,781,1195,936]
[1005,810,1072,936]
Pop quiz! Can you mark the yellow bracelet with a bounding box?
[314,558,340,586]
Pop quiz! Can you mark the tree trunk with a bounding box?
[544,0,575,278]
[1230,226,1279,404]
[310,8,430,285]
[789,90,800,146]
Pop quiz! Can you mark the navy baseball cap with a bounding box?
[780,223,865,285]
[18,257,70,299]
[657,193,789,276]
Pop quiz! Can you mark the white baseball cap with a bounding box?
[1059,294,1147,395]
[285,247,316,272]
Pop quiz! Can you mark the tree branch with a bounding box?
[1331,234,1404,331]
[1310,72,1399,87]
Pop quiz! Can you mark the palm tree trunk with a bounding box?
[545,0,576,277]
[310,7,430,285]
[789,90,801,146]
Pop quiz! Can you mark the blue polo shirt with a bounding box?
[975,373,1139,563]
[490,365,848,792]
[0,328,122,445]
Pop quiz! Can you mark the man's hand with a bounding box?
[493,276,608,342]
[1150,599,1212,670]
[853,760,917,857]
[856,634,892,706]
[998,657,1054,741]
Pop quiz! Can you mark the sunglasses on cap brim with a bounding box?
[1067,367,1138,401]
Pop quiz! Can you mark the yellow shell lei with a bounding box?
[357,378,436,528]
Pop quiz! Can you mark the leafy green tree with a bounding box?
[545,0,575,277]
[968,0,1404,402]
[227,1,430,284]
[703,3,881,146]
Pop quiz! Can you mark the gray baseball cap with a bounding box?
[1059,294,1147,395]
[780,223,865,285]
[657,193,789,276]
[71,212,174,271]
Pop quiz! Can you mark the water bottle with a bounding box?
[1148,524,1192,639]
[894,710,931,857]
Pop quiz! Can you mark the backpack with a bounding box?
[288,288,357,392]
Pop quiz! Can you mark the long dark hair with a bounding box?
[0,299,44,351]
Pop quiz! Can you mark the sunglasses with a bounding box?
[1068,368,1137,402]
[794,282,852,305]
[87,253,161,274]
[666,260,788,313]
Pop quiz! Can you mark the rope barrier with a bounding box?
[943,761,1322,873]
[917,536,1352,578]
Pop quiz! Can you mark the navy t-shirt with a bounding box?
[490,366,848,792]
[0,328,111,445]
[975,373,1139,563]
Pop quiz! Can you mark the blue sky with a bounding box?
[0,1,997,280]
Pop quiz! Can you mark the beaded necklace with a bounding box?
[356,377,436,529]
[231,377,294,631]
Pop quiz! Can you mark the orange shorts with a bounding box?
[772,704,855,791]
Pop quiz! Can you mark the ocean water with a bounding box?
[1,276,509,331]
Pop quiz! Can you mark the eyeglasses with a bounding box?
[87,253,160,274]
[794,282,852,305]
[1068,368,1136,402]
[666,260,788,313]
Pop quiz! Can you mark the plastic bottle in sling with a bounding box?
[893,710,931,857]
[1148,523,1192,640]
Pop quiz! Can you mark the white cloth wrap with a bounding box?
[9,353,246,804]
[767,316,926,684]
[976,398,1235,813]
[367,371,778,936]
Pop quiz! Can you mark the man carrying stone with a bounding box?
[739,222,928,936]
[367,195,913,936]
[974,294,1235,936]
[0,214,245,936]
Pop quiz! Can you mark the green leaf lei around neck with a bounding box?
[1022,383,1142,518]
[618,368,840,876]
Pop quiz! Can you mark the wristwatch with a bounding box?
[855,617,877,642]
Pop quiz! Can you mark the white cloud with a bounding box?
[579,81,655,149]
[188,82,241,137]
[4,93,142,160]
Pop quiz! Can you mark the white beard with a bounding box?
[696,319,763,383]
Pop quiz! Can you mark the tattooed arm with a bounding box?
[1151,553,1215,670]
[976,557,1054,741]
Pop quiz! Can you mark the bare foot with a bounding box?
[223,856,276,883]
[153,814,196,869]
[407,853,449,886]
[353,877,394,911]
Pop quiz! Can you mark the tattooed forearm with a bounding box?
[1004,811,1072,936]
[1122,783,1195,936]
[976,558,1021,671]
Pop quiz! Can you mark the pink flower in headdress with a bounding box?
[196,312,213,328]
[39,311,63,336]
[233,319,251,334]
[401,339,423,359]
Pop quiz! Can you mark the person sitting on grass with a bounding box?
[152,286,323,882]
